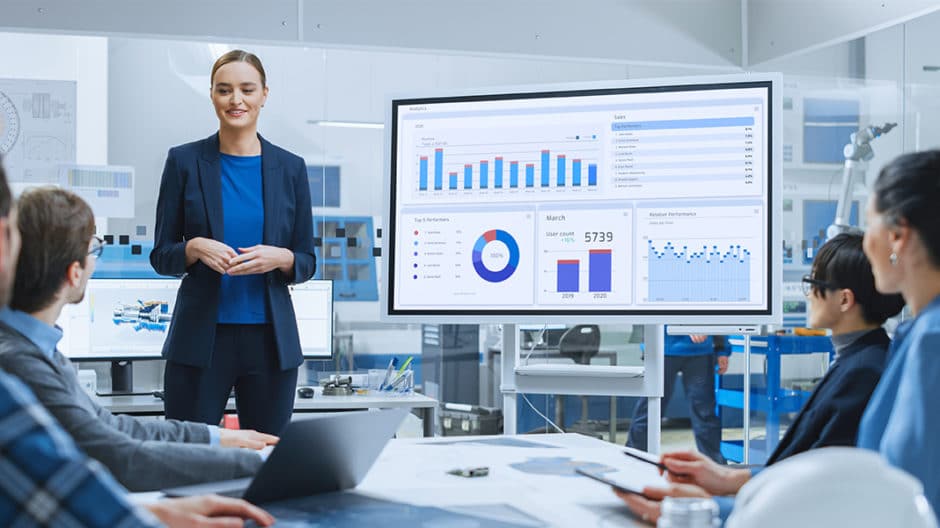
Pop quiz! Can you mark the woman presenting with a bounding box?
[151,50,315,435]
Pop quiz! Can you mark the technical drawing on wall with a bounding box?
[0,79,77,184]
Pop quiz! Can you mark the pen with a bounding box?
[397,356,414,376]
[380,357,398,390]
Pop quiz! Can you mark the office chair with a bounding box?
[558,325,604,438]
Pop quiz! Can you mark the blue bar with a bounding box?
[612,117,755,131]
[615,133,743,144]
[541,150,550,187]
[480,160,488,189]
[557,260,579,292]
[494,158,503,188]
[464,165,473,189]
[510,162,519,188]
[589,250,612,292]
[557,155,566,186]
[525,164,535,187]
[588,164,597,186]
[434,148,443,190]
[419,156,428,191]
[449,172,457,190]
[572,160,582,186]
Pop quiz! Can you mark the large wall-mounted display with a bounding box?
[384,75,781,323]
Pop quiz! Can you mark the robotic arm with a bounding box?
[827,122,896,239]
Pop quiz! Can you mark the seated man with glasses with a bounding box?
[0,187,278,492]
[618,233,906,524]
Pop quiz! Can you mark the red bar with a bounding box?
[557,259,580,265]
[589,249,612,255]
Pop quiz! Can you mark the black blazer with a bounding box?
[150,133,315,369]
[765,328,890,465]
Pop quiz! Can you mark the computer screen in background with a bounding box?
[385,76,779,323]
[58,279,334,360]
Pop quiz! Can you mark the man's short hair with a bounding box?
[812,233,905,325]
[11,188,95,313]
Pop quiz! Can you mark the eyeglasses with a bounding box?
[801,274,840,296]
[88,236,105,259]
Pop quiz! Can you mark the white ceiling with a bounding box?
[2,0,939,67]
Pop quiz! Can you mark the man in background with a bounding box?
[628,332,729,464]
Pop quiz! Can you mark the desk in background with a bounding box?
[97,387,439,437]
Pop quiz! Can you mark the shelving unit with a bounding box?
[717,335,834,463]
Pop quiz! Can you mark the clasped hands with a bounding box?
[187,238,293,276]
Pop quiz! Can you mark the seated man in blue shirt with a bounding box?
[618,233,905,524]
[0,187,278,491]
[0,158,273,526]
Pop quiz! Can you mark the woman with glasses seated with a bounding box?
[618,232,905,525]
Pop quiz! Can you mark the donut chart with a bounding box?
[472,229,520,283]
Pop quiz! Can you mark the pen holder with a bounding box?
[367,369,388,391]
[384,368,414,394]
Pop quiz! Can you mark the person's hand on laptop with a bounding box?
[219,429,279,450]
[145,494,274,527]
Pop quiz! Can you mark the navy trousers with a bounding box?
[164,324,298,436]
[627,354,725,464]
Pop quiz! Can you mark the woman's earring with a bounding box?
[889,252,899,266]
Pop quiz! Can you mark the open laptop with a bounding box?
[163,408,409,505]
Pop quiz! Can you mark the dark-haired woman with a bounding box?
[618,232,905,524]
[858,149,940,515]
[151,50,315,435]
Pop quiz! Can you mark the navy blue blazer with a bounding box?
[765,328,889,465]
[150,133,315,370]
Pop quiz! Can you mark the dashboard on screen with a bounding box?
[59,279,334,360]
[385,76,779,321]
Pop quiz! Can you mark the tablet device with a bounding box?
[576,467,653,499]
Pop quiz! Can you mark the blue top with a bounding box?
[857,294,940,515]
[218,153,269,324]
[0,371,159,526]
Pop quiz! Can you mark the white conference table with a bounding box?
[97,387,439,437]
[353,432,663,527]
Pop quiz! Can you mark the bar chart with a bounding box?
[536,208,632,306]
[417,147,598,192]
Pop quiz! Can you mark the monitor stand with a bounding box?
[94,360,151,397]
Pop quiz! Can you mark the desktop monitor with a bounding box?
[58,278,334,360]
[383,74,782,323]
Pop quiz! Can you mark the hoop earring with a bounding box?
[889,253,898,266]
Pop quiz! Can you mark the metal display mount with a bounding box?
[501,323,664,452]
